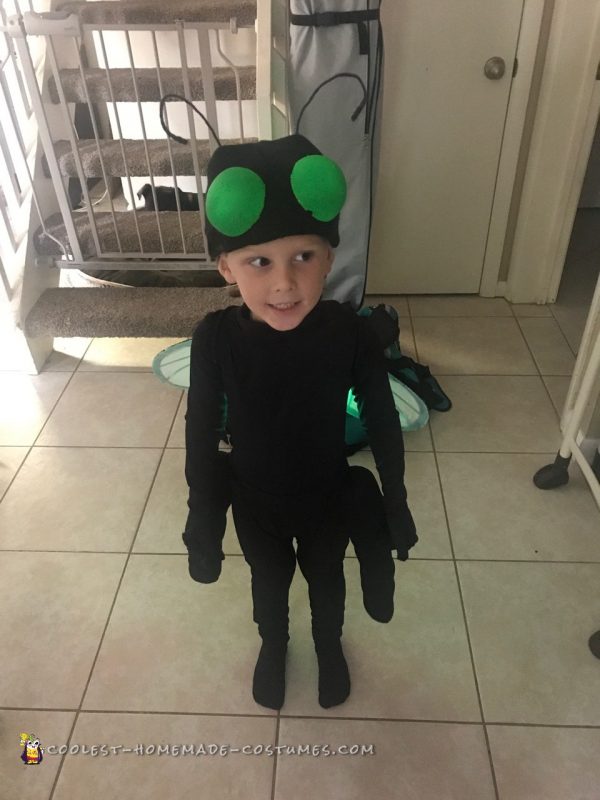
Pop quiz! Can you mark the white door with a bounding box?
[367,0,525,294]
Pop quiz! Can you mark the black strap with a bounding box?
[290,10,379,27]
[356,21,369,55]
[290,9,379,55]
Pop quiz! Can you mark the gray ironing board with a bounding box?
[287,0,384,310]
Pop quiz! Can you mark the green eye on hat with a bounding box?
[205,166,266,236]
[290,154,346,222]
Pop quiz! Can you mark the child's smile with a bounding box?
[217,234,334,331]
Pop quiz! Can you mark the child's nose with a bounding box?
[272,261,297,286]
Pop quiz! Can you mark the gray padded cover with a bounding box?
[288,0,383,310]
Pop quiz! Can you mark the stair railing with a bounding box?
[3,6,266,273]
[0,4,68,292]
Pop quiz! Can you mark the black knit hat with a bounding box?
[204,134,347,258]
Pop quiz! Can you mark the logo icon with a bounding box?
[20,733,44,765]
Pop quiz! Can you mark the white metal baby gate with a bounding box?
[0,0,289,282]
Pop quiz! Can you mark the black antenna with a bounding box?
[295,73,367,135]
[159,94,222,147]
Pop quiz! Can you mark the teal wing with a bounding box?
[152,338,228,435]
[152,340,428,438]
[152,339,192,389]
[388,373,429,430]
[347,373,429,433]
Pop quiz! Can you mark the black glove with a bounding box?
[385,501,418,561]
[182,500,227,584]
[182,529,224,583]
[183,453,231,583]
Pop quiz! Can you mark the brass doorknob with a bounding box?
[484,57,506,80]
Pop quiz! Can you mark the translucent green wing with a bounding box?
[346,374,429,433]
[152,339,192,389]
[152,340,429,439]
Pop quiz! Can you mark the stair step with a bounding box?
[48,65,256,104]
[63,266,227,288]
[47,136,257,178]
[57,0,257,27]
[35,210,207,258]
[24,286,242,338]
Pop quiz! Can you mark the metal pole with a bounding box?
[151,28,186,252]
[177,19,208,258]
[124,27,165,253]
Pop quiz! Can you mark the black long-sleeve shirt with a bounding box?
[185,299,408,513]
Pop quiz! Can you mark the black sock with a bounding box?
[315,638,351,708]
[252,640,287,710]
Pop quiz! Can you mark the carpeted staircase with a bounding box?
[22,0,259,338]
[25,286,242,338]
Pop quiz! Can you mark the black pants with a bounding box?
[185,453,394,644]
[231,475,346,645]
[231,462,393,646]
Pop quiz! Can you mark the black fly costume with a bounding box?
[169,91,417,710]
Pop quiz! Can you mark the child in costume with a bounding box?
[182,132,417,710]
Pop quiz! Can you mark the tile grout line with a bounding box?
[428,420,501,798]
[3,444,576,453]
[17,337,99,800]
[404,299,437,455]
[0,446,32,507]
[5,702,600,728]
[20,367,164,374]
[4,444,184,449]
[404,294,575,383]
[408,300,570,456]
[548,301,584,360]
[506,307,568,429]
[478,304,572,432]
[0,337,96,506]
[409,295,501,795]
[439,299,548,797]
[514,314,565,424]
[512,313,544,377]
[3,308,593,795]
[8,368,581,385]
[3,548,600,565]
[514,316,577,410]
[405,297,417,362]
[522,307,580,362]
[128,390,186,558]
[47,369,186,800]
[271,714,281,800]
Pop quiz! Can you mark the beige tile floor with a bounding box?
[2,229,600,798]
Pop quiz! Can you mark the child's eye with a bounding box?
[248,256,270,267]
[294,251,314,262]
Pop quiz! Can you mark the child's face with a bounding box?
[216,234,334,331]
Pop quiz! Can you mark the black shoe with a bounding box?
[315,638,351,708]
[252,640,288,710]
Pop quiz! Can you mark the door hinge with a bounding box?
[596,60,600,79]
[513,57,519,78]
